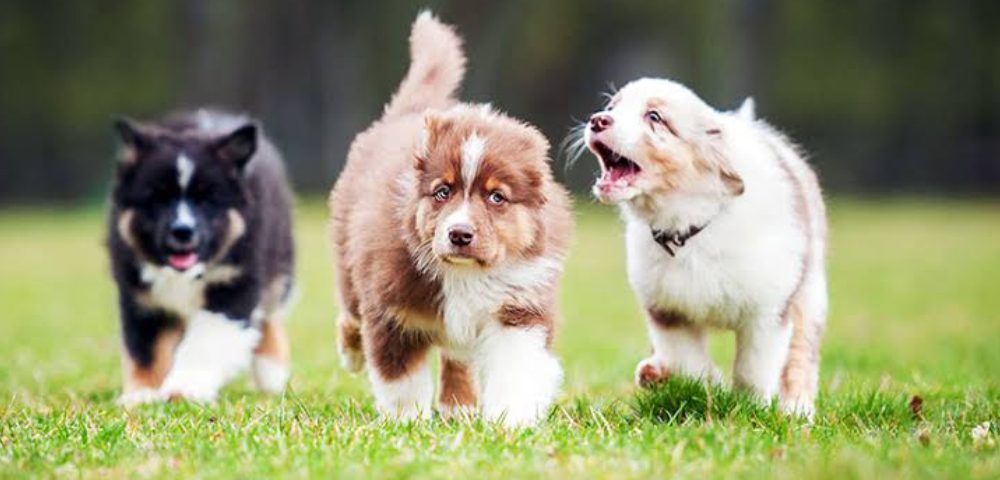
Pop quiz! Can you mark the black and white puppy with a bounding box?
[108,110,295,406]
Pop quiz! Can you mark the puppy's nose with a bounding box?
[448,224,474,247]
[589,113,614,133]
[168,224,198,248]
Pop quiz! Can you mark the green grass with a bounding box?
[0,199,998,478]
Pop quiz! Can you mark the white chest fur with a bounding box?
[623,202,804,328]
[139,264,241,318]
[437,256,561,355]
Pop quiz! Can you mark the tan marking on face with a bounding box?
[210,209,247,262]
[121,327,182,392]
[116,209,138,249]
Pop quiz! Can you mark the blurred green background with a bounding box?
[0,0,997,204]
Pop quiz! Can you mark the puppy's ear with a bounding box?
[698,122,745,197]
[214,123,258,170]
[735,97,756,121]
[113,117,152,165]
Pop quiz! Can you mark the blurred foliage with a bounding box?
[0,0,996,203]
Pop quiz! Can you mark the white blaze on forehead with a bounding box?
[175,200,196,227]
[443,202,470,229]
[177,154,195,190]
[460,133,486,190]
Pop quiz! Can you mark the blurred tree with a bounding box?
[0,0,996,204]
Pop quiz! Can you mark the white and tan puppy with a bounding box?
[582,78,827,417]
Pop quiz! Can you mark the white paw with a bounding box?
[159,372,220,404]
[635,357,671,387]
[438,403,477,421]
[377,404,433,422]
[780,397,816,422]
[482,402,546,428]
[252,356,290,394]
[117,388,165,407]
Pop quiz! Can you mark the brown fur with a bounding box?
[439,357,477,410]
[121,326,182,392]
[330,14,572,407]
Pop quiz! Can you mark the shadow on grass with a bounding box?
[630,377,920,436]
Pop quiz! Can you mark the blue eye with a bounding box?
[487,191,506,205]
[647,111,662,123]
[433,185,451,201]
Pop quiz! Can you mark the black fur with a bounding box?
[107,110,295,371]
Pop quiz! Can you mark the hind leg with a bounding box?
[779,303,824,419]
[252,318,291,394]
[337,312,365,372]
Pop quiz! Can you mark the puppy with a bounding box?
[330,12,573,427]
[582,79,827,417]
[109,110,295,405]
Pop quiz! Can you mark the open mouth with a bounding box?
[167,251,200,271]
[593,141,641,184]
[591,141,642,202]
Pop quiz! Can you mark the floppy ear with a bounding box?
[214,123,258,170]
[416,110,450,170]
[113,117,152,165]
[700,124,745,196]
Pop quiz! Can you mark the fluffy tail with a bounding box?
[383,11,466,118]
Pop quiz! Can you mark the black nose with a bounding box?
[589,113,614,133]
[448,224,474,247]
[168,224,198,248]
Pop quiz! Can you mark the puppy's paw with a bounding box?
[635,357,671,388]
[252,356,290,394]
[117,388,165,407]
[159,374,220,404]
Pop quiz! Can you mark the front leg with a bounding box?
[363,313,435,420]
[160,278,262,402]
[475,321,562,428]
[636,308,722,387]
[159,311,260,402]
[117,293,182,407]
[733,318,793,403]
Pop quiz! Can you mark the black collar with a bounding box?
[651,224,706,257]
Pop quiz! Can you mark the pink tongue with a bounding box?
[168,252,199,271]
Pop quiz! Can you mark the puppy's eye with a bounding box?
[487,191,506,205]
[646,111,662,124]
[433,185,451,202]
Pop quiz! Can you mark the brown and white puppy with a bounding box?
[581,78,827,417]
[329,12,573,427]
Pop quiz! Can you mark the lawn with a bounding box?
[0,199,997,478]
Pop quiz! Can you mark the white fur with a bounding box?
[117,388,164,407]
[159,311,261,402]
[460,133,485,189]
[367,354,434,420]
[638,322,723,384]
[175,200,196,228]
[139,263,240,317]
[251,355,290,394]
[474,325,562,427]
[592,78,826,405]
[438,255,561,349]
[176,155,194,190]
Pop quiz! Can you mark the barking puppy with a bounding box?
[330,12,573,427]
[582,78,827,417]
[109,110,295,405]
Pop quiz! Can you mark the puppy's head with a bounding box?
[409,105,550,269]
[583,78,744,204]
[112,117,255,272]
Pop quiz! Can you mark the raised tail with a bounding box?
[383,11,467,118]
